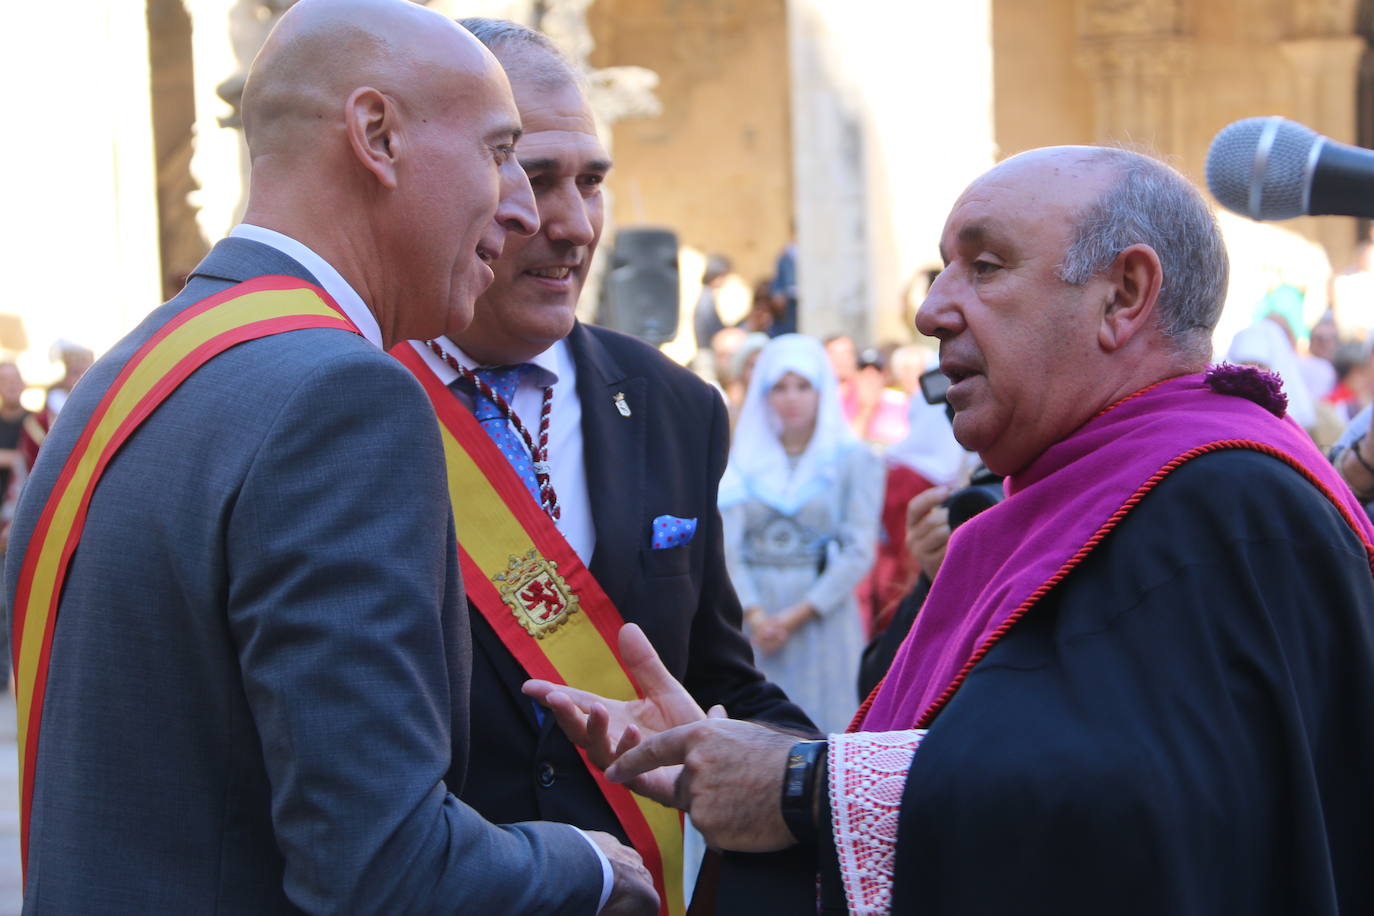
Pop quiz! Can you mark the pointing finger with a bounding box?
[606,722,698,783]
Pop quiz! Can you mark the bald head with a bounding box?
[918,145,1223,475]
[243,0,496,163]
[237,0,538,349]
[974,145,1227,360]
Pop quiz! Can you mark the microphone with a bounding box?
[1205,116,1374,220]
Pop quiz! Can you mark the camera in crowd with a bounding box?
[918,367,1004,529]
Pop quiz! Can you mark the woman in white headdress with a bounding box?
[719,334,882,731]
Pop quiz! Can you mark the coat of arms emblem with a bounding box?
[493,548,580,638]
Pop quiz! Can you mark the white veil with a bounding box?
[719,334,862,514]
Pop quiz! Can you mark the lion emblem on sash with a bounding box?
[494,548,580,638]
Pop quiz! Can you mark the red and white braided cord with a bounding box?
[424,339,561,520]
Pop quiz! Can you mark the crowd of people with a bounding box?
[1214,268,1374,521]
[688,320,974,731]
[5,2,1372,914]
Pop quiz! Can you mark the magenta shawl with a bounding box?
[859,369,1374,732]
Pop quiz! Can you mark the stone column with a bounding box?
[786,0,869,340]
[150,0,212,299]
[786,0,995,344]
[1075,0,1188,153]
[183,0,258,242]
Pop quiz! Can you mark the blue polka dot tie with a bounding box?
[456,365,541,505]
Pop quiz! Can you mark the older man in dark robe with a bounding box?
[529,146,1374,915]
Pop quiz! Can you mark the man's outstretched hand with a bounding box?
[526,623,806,852]
[522,623,708,806]
[606,718,798,852]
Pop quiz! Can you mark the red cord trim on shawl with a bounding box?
[909,439,1374,731]
[1091,377,1172,420]
[846,377,1200,731]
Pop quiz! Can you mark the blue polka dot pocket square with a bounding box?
[651,514,698,549]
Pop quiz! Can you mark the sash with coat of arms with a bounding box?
[390,343,685,916]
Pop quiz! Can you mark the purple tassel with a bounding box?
[1204,363,1288,418]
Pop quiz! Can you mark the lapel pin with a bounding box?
[613,392,632,417]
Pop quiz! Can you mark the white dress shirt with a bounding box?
[409,335,597,564]
[227,226,613,911]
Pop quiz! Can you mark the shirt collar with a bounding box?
[414,335,565,390]
[229,224,384,349]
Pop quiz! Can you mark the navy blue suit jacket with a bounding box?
[459,322,815,909]
[6,239,602,914]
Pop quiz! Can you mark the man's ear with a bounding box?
[345,87,399,190]
[1098,244,1164,352]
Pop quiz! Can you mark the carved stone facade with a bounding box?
[1075,0,1189,152]
[587,0,791,289]
[593,0,1372,345]
[13,0,1372,381]
[1289,0,1360,37]
[1280,0,1365,267]
[1079,0,1186,36]
[996,0,1371,347]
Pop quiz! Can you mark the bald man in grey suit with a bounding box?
[5,1,654,912]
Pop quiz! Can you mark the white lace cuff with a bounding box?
[828,729,927,915]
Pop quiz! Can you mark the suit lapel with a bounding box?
[569,323,646,613]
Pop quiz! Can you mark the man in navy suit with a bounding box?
[399,20,815,911]
[5,1,656,912]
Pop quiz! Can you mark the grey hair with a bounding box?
[1057,149,1229,356]
[459,17,581,92]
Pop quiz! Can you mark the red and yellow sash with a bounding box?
[10,276,357,880]
[392,344,685,916]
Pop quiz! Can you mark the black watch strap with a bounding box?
[780,739,827,845]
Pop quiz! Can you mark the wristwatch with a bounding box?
[780,739,827,844]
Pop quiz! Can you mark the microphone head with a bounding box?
[1206,116,1321,220]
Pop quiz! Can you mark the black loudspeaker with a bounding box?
[601,227,680,345]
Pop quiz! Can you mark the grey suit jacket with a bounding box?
[5,238,601,914]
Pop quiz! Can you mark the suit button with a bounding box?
[538,761,556,788]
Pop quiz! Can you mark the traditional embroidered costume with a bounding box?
[720,335,882,732]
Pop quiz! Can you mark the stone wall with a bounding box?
[587,0,793,291]
[993,0,1368,347]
